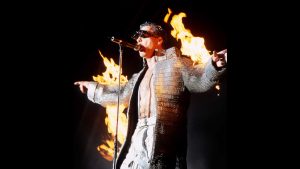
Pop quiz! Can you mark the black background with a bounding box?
[3,0,229,169]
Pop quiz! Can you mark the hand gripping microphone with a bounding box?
[110,36,141,51]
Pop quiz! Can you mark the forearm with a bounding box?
[86,82,129,107]
[86,73,140,107]
[205,58,226,82]
[184,58,226,92]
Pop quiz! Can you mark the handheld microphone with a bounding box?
[110,36,141,51]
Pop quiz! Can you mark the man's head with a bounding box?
[132,22,166,58]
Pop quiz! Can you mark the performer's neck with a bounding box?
[146,57,157,69]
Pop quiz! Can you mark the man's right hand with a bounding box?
[74,81,88,94]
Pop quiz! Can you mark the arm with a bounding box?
[182,50,227,93]
[74,73,139,107]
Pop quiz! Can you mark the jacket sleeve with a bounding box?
[182,57,226,93]
[86,73,139,107]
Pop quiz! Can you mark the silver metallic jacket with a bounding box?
[86,47,226,169]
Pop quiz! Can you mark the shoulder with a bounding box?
[165,47,180,59]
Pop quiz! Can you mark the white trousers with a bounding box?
[120,116,156,169]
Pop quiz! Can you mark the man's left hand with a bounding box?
[212,49,227,67]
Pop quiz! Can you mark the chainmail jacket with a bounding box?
[86,47,226,169]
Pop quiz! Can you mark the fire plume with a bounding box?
[163,8,172,23]
[93,50,128,85]
[164,10,211,66]
[93,50,128,161]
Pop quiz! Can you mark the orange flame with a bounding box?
[163,8,172,23]
[93,50,128,85]
[93,50,128,161]
[164,10,211,66]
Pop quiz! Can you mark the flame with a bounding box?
[105,105,127,144]
[93,50,128,85]
[93,50,128,161]
[97,140,114,161]
[163,8,172,23]
[164,10,211,66]
[97,104,127,161]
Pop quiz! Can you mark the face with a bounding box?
[135,26,163,58]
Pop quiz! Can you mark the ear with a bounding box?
[157,37,163,46]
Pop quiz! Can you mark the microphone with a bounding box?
[110,36,141,51]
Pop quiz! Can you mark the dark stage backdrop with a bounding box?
[5,1,227,169]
